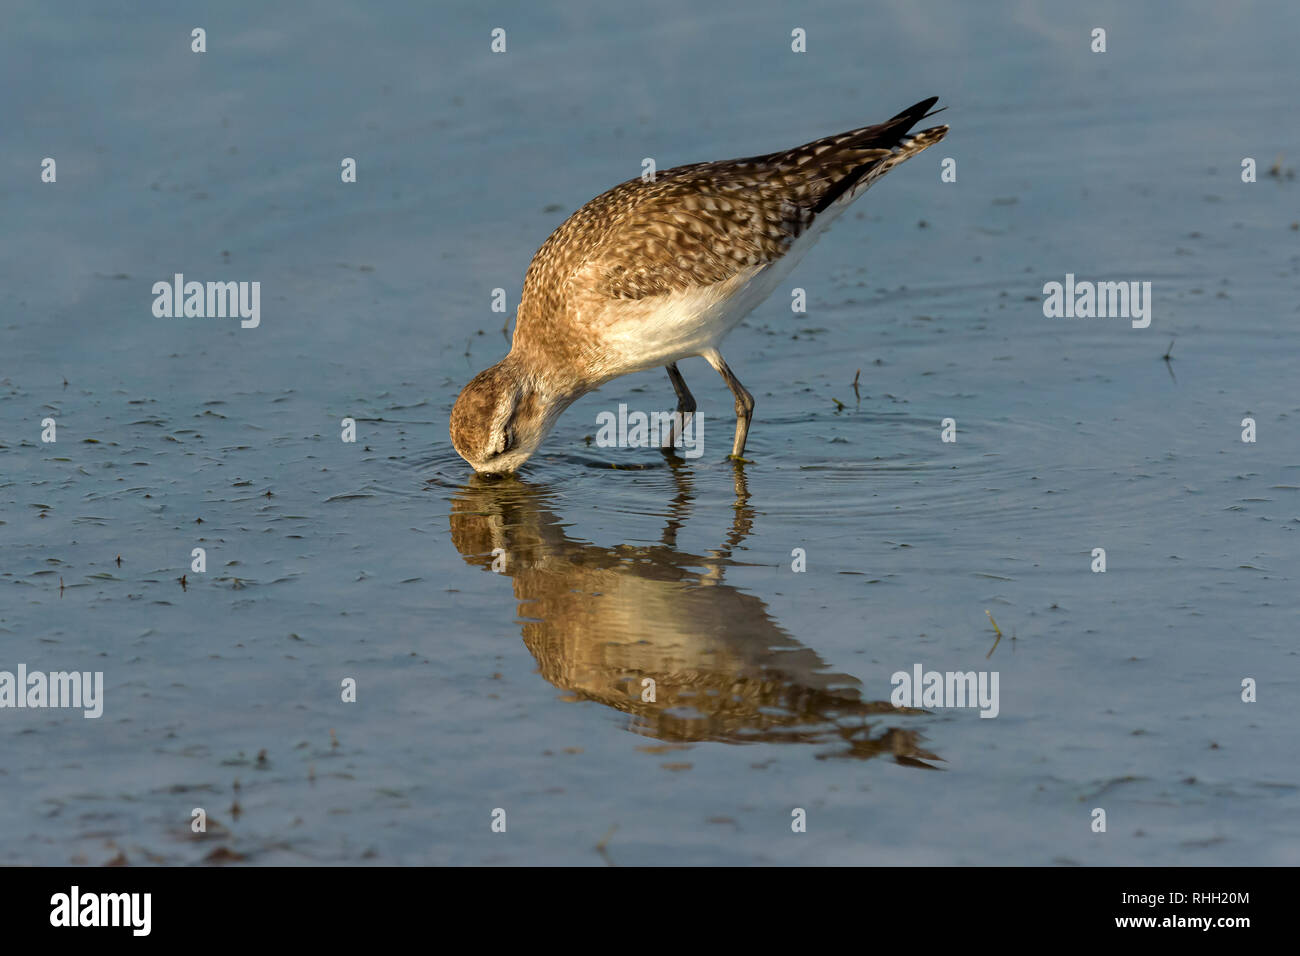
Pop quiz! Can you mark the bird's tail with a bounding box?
[808,97,949,214]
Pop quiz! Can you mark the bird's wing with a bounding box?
[524,97,947,308]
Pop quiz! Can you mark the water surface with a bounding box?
[2,0,1298,865]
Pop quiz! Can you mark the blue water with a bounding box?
[1,0,1297,864]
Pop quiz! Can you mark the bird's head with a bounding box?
[450,359,561,475]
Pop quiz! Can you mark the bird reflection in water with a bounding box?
[447,461,940,768]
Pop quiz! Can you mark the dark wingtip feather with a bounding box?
[890,97,941,124]
[837,97,946,154]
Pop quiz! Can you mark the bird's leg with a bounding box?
[663,362,696,451]
[702,349,754,460]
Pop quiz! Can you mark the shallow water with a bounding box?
[2,0,1298,865]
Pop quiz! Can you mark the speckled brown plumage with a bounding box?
[513,97,946,356]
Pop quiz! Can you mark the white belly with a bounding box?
[593,211,843,379]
